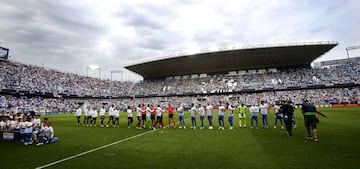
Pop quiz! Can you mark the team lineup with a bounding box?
[75,99,326,142]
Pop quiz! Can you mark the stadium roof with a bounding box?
[125,41,338,80]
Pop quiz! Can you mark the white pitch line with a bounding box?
[35,129,157,169]
[35,118,190,169]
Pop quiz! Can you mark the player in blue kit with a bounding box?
[198,104,205,129]
[206,103,213,129]
[249,103,259,129]
[227,103,234,130]
[273,103,284,129]
[260,101,269,128]
[218,102,225,130]
[190,103,197,129]
[177,104,186,129]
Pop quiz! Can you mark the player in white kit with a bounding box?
[99,105,106,127]
[250,103,259,129]
[90,107,98,127]
[136,104,142,129]
[260,101,269,128]
[274,102,284,129]
[218,102,225,130]
[127,106,134,128]
[206,103,213,129]
[227,103,234,130]
[198,104,205,129]
[190,103,197,129]
[177,104,186,129]
[75,105,82,126]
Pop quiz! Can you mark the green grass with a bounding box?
[1,107,360,169]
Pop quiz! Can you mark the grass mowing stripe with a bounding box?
[35,118,190,169]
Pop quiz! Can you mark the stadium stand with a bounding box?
[0,61,133,97]
[1,60,359,97]
[130,64,359,95]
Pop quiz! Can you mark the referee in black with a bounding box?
[280,100,295,136]
[302,99,327,142]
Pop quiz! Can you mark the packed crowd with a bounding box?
[1,60,359,97]
[0,61,133,97]
[131,64,360,95]
[0,95,76,114]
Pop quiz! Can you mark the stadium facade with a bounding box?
[125,41,338,80]
[321,56,360,67]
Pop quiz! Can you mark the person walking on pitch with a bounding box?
[302,99,327,142]
[280,100,294,136]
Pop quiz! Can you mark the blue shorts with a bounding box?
[191,116,196,122]
[218,115,224,121]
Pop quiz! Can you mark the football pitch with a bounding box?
[1,107,360,169]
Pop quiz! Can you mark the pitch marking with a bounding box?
[35,118,189,169]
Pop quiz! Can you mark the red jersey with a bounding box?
[167,106,174,115]
[141,106,146,115]
[150,107,155,115]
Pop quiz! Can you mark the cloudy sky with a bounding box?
[0,0,359,81]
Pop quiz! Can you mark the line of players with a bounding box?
[74,101,298,131]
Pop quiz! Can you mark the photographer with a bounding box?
[302,99,327,142]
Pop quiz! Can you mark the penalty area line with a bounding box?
[35,118,189,169]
